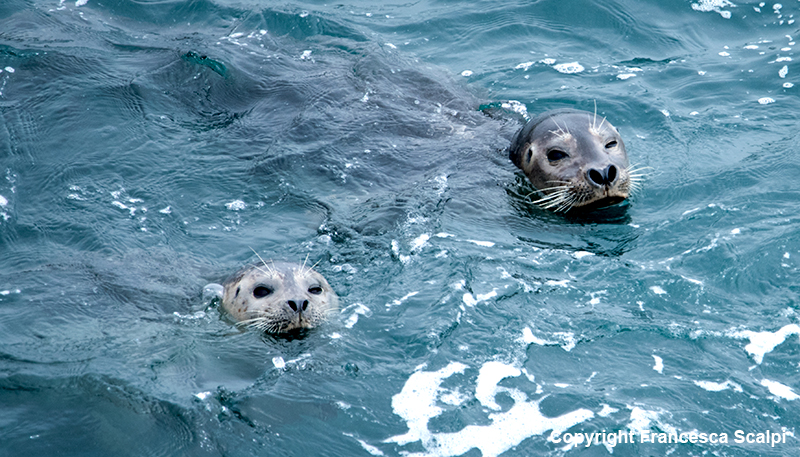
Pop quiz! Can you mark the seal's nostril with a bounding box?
[607,164,617,184]
[288,300,298,312]
[588,169,605,186]
[301,300,309,311]
[588,166,618,186]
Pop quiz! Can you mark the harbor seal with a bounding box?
[509,109,642,212]
[221,259,338,334]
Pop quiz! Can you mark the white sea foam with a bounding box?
[225,200,246,211]
[652,355,664,374]
[729,324,800,364]
[353,436,385,456]
[521,327,552,346]
[465,239,494,247]
[500,100,530,119]
[588,291,603,305]
[385,361,594,457]
[730,324,800,364]
[475,362,521,410]
[342,302,371,328]
[410,233,431,252]
[112,200,138,216]
[598,404,618,417]
[194,391,212,400]
[553,62,584,74]
[433,175,447,195]
[761,379,800,401]
[521,327,577,351]
[385,362,468,446]
[462,289,498,307]
[694,380,743,392]
[627,406,677,436]
[387,291,419,308]
[650,285,667,295]
[681,275,704,286]
[500,100,529,119]
[691,0,735,18]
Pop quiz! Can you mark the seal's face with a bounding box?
[221,261,338,333]
[510,110,638,212]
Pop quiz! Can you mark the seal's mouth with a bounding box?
[578,195,627,211]
[568,196,627,213]
[264,326,313,341]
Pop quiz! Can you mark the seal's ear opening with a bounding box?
[509,142,523,168]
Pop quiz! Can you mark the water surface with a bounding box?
[1,0,800,456]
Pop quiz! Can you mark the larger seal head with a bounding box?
[221,261,338,334]
[509,109,637,212]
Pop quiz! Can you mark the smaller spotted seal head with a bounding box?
[509,109,645,212]
[221,259,338,334]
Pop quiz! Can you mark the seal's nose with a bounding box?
[287,300,309,313]
[587,164,618,187]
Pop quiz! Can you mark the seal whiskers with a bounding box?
[624,164,651,196]
[531,185,579,212]
[239,316,285,334]
[249,247,275,276]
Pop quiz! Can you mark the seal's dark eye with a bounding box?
[605,140,618,149]
[547,149,568,161]
[253,286,272,298]
[308,286,323,295]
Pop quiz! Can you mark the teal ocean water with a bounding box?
[2,0,800,455]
